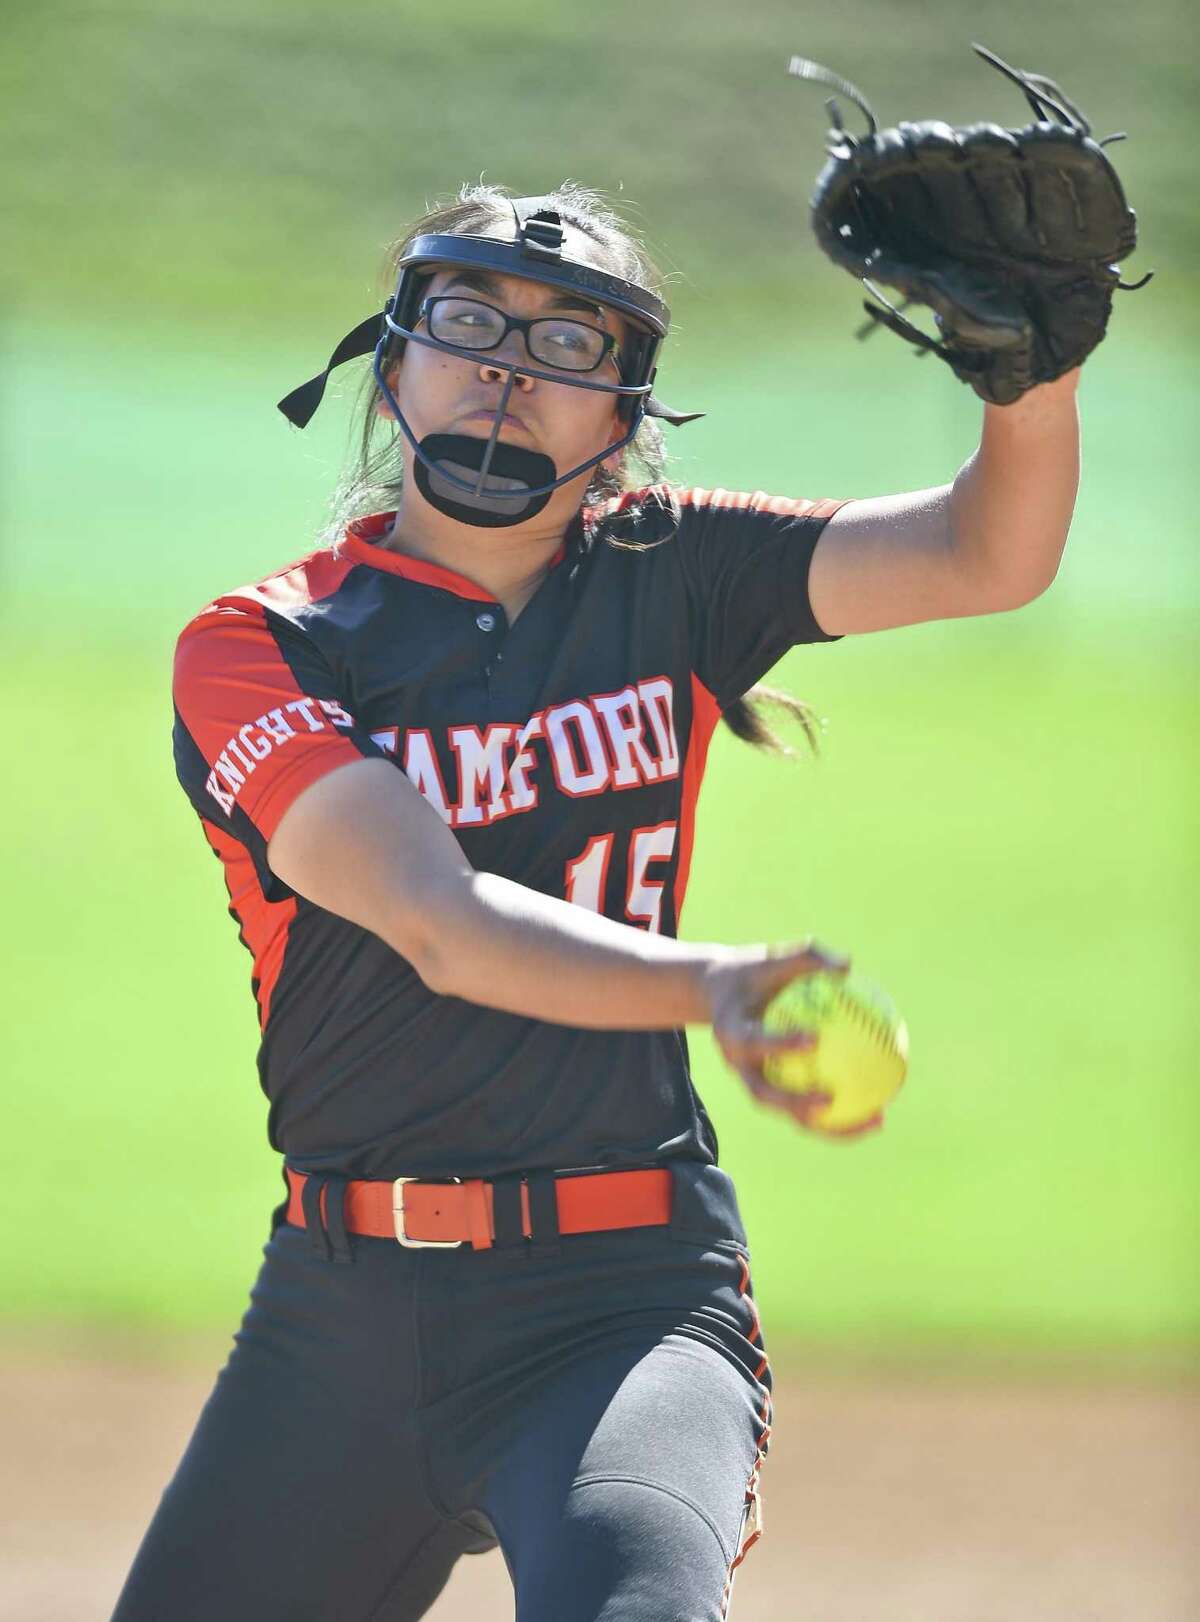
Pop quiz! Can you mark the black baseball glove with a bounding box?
[789,44,1153,405]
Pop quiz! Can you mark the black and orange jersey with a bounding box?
[172,485,847,1180]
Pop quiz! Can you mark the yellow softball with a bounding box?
[762,968,909,1133]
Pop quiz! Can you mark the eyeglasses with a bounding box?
[416,296,621,375]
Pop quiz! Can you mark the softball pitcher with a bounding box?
[112,180,1080,1620]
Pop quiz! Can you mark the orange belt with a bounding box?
[285,1166,673,1251]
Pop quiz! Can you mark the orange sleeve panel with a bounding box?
[173,602,380,841]
[674,487,853,523]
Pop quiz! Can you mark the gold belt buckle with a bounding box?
[392,1176,465,1248]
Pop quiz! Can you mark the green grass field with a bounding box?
[4,0,1197,1366]
[4,304,1197,1361]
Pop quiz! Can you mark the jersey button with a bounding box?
[476,612,497,632]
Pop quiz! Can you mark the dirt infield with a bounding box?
[3,1337,1197,1621]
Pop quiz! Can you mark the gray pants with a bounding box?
[111,1162,773,1621]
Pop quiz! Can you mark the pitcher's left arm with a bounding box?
[808,368,1081,635]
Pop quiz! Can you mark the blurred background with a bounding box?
[3,1,1197,1617]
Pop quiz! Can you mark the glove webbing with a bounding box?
[788,43,1155,366]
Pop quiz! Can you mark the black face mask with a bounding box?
[277,200,705,529]
[410,431,559,529]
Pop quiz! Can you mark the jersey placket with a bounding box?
[475,561,574,723]
[473,602,507,722]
